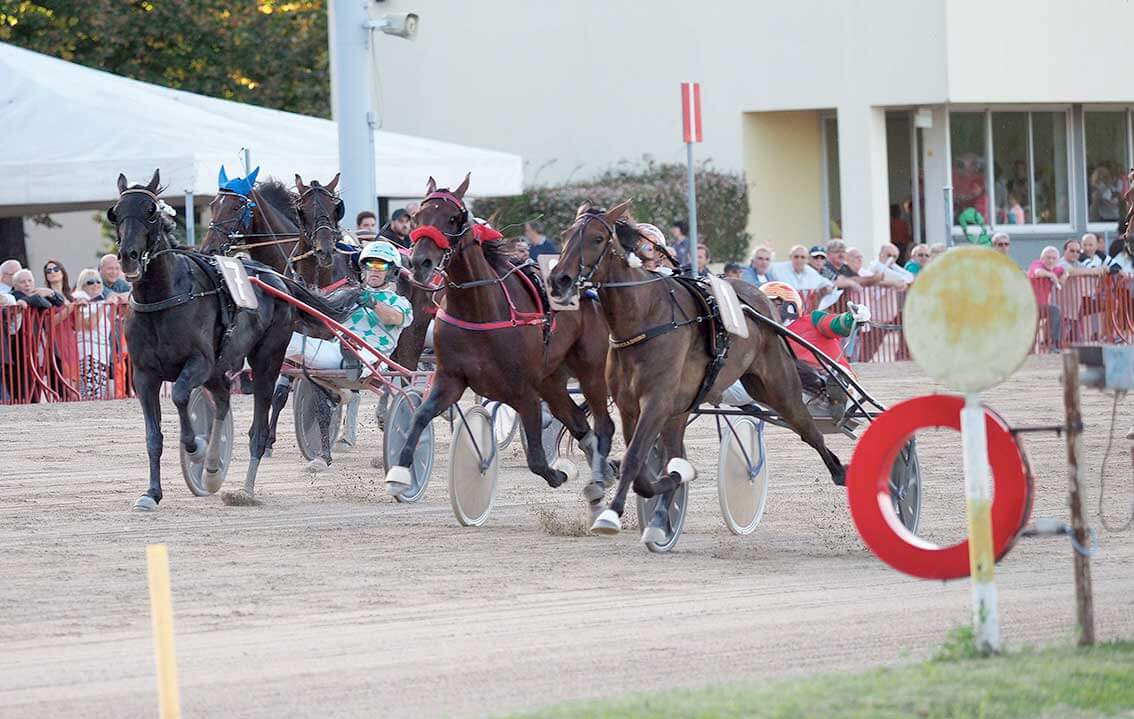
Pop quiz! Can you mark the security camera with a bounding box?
[367,13,419,40]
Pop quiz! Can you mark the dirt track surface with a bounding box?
[2,355,1133,718]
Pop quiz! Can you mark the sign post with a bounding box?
[681,82,703,268]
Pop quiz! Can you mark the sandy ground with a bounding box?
[1,354,1133,718]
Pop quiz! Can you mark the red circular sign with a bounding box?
[846,394,1033,580]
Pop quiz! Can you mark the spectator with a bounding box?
[722,262,742,280]
[378,208,412,249]
[525,221,558,260]
[1080,233,1106,269]
[71,269,114,399]
[1027,246,1066,349]
[740,246,775,286]
[1105,238,1134,274]
[695,243,711,278]
[11,269,63,310]
[1004,193,1026,225]
[865,243,915,287]
[905,245,931,275]
[821,239,863,291]
[634,223,673,274]
[1,259,20,295]
[42,259,74,302]
[889,204,911,263]
[99,254,131,295]
[991,232,1011,255]
[670,220,691,269]
[1058,238,1083,273]
[771,245,834,297]
[356,210,378,240]
[807,245,827,273]
[404,202,421,222]
[512,239,531,263]
[846,248,883,287]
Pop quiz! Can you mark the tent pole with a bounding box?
[184,191,195,247]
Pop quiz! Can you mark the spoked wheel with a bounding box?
[179,387,233,496]
[483,400,520,450]
[890,438,922,533]
[635,440,690,554]
[293,377,340,462]
[717,416,770,536]
[448,405,498,527]
[383,389,434,504]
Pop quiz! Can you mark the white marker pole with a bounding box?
[960,394,1001,653]
[681,82,703,270]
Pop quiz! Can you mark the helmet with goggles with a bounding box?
[359,240,400,272]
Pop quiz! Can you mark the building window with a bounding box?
[1084,111,1129,224]
[952,109,1071,227]
[823,116,841,237]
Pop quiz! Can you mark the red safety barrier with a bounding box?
[1,302,133,405]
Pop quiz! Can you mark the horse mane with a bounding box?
[256,179,299,223]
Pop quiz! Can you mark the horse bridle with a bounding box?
[207,190,256,243]
[566,213,666,290]
[415,191,476,274]
[292,185,341,265]
[112,187,174,277]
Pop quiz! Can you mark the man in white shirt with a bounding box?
[771,244,834,296]
[0,259,20,296]
[1079,233,1106,270]
[864,243,914,287]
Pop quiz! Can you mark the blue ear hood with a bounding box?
[217,165,260,197]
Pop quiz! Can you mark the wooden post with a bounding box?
[1063,351,1096,646]
[146,544,182,718]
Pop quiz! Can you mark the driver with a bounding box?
[345,241,414,355]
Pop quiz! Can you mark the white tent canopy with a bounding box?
[0,42,523,215]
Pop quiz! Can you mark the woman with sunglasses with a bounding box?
[904,245,932,276]
[71,268,114,399]
[42,259,74,303]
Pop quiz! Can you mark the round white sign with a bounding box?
[903,246,1038,393]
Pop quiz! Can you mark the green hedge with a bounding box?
[472,158,751,262]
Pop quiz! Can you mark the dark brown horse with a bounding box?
[548,203,845,539]
[384,175,615,507]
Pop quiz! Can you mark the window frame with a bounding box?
[1082,104,1134,235]
[949,105,1075,237]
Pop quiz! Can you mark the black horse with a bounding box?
[111,170,351,510]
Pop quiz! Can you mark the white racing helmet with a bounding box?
[359,240,400,266]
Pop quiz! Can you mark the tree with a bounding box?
[0,0,330,117]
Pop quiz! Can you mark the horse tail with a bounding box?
[274,275,359,327]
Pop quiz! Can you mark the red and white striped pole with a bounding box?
[681,82,703,270]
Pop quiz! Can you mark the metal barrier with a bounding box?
[1,275,1132,404]
[1,302,132,405]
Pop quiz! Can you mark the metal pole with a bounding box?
[961,393,1001,654]
[686,141,698,269]
[944,185,955,247]
[184,191,195,247]
[1063,350,1096,645]
[242,147,251,176]
[329,0,378,225]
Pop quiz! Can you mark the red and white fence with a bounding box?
[2,274,1132,405]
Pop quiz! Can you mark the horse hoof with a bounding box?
[640,524,666,545]
[185,435,207,461]
[264,447,274,459]
[832,465,847,487]
[132,496,158,512]
[221,489,260,507]
[582,481,605,503]
[587,499,605,523]
[552,458,578,484]
[335,438,354,452]
[203,468,225,493]
[304,457,329,474]
[385,466,412,497]
[667,457,697,484]
[590,509,621,535]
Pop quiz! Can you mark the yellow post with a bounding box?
[961,395,1001,653]
[146,544,182,719]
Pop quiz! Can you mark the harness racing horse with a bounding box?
[384,175,616,509]
[110,170,352,509]
[548,203,846,538]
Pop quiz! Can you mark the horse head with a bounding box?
[295,173,343,269]
[410,173,472,284]
[548,200,632,302]
[202,165,260,254]
[107,169,165,281]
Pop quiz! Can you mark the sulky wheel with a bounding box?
[448,405,498,527]
[635,439,690,554]
[293,377,341,462]
[890,438,922,533]
[382,389,434,504]
[717,416,770,536]
[179,387,233,496]
[483,400,520,450]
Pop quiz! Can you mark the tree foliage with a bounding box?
[473,158,752,262]
[0,0,330,117]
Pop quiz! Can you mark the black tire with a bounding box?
[890,438,922,533]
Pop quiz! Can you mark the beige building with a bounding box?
[372,0,1134,263]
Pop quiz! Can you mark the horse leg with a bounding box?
[576,368,616,497]
[740,371,844,485]
[170,354,212,458]
[592,402,678,535]
[304,381,337,474]
[337,390,360,448]
[132,370,164,511]
[640,415,693,545]
[385,372,466,496]
[536,375,594,492]
[515,394,569,489]
[200,374,233,493]
[265,375,292,458]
